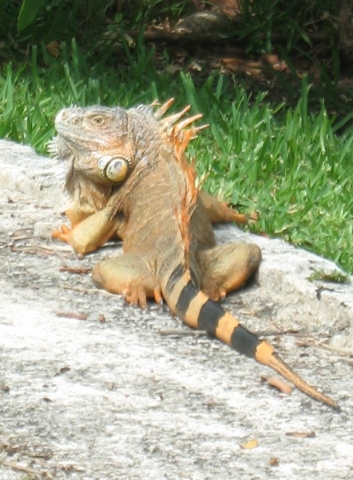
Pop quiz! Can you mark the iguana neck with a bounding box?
[65,159,114,213]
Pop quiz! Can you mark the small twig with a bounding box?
[250,328,352,359]
[286,431,316,438]
[10,245,57,255]
[341,358,353,367]
[3,460,48,479]
[261,376,293,395]
[297,337,353,357]
[254,327,352,358]
[124,29,328,46]
[56,312,88,320]
[49,244,73,252]
[255,328,301,337]
[61,285,116,296]
[9,235,34,241]
[59,266,91,274]
[159,329,207,337]
[10,243,72,255]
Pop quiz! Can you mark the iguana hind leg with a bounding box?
[199,190,247,225]
[92,254,162,308]
[198,243,261,301]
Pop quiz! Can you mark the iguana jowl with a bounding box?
[52,100,338,409]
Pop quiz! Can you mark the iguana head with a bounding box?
[53,100,205,221]
[54,100,204,187]
[54,105,135,185]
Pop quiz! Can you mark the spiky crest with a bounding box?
[153,98,175,119]
[165,107,205,271]
[152,101,209,271]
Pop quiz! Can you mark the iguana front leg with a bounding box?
[52,198,125,256]
[92,254,162,308]
[198,243,261,301]
[52,208,123,256]
[52,189,244,256]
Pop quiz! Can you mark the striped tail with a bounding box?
[162,268,339,410]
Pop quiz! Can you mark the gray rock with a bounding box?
[0,139,352,480]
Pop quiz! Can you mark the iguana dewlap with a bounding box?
[52,100,339,409]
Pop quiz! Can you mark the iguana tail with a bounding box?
[162,268,339,410]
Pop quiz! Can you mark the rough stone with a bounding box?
[0,139,352,480]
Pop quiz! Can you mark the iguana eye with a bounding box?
[91,116,105,126]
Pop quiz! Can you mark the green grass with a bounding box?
[0,41,352,274]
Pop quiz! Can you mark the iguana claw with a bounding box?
[123,285,163,309]
[52,224,72,244]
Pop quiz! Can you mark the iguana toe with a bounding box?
[201,279,226,301]
[123,285,149,309]
[52,224,72,244]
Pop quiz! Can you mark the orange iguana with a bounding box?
[52,99,338,409]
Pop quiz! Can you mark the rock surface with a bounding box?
[0,139,352,480]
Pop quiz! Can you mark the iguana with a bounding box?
[51,100,339,410]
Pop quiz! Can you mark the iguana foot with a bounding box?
[123,284,163,309]
[199,190,248,225]
[201,278,226,302]
[92,254,162,309]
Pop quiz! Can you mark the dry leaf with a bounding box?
[241,439,258,449]
[222,57,245,72]
[98,314,106,323]
[46,40,61,57]
[262,376,293,395]
[286,431,316,438]
[261,53,289,72]
[59,266,91,274]
[56,312,88,320]
[188,60,203,72]
[54,366,70,376]
[249,210,259,222]
[244,65,262,77]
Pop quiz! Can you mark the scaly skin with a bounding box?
[52,99,247,255]
[52,101,339,409]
